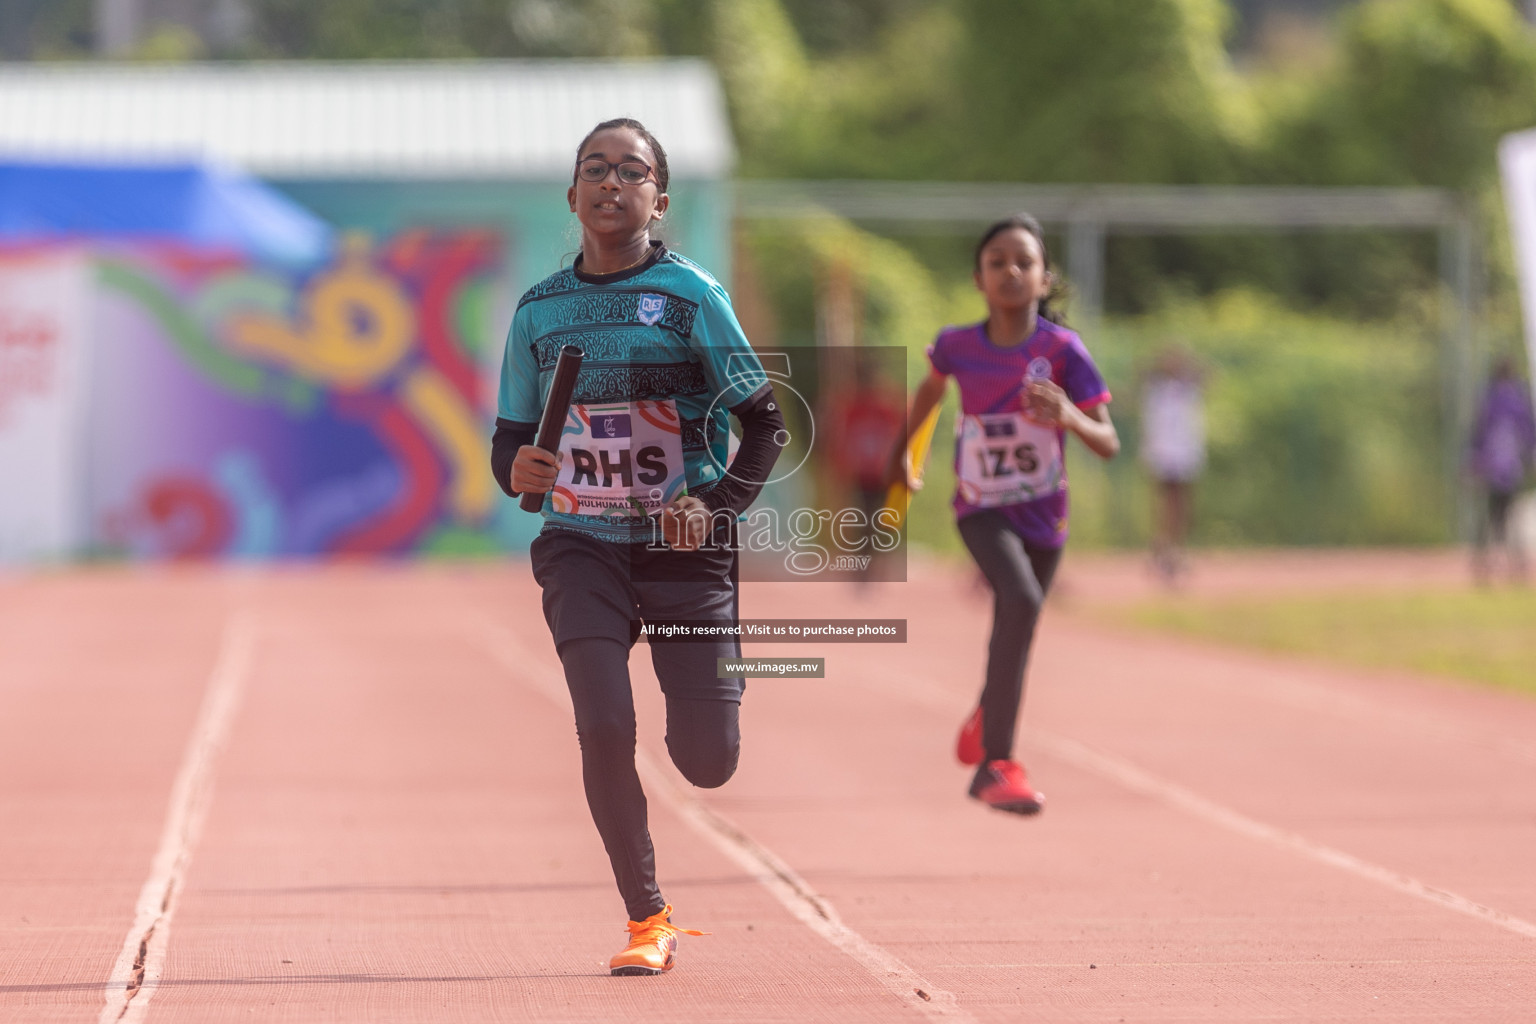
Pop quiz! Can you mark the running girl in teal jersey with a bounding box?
[490,118,785,974]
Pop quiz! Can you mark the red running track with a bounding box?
[2,551,1533,1023]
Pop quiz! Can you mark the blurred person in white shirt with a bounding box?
[1140,345,1205,583]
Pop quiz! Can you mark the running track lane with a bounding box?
[113,566,962,1023]
[0,570,243,1023]
[682,562,1536,1021]
[466,557,1536,1021]
[2,557,1534,1021]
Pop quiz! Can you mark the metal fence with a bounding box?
[735,180,1481,537]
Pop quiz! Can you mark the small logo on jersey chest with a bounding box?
[1026,356,1053,381]
[597,413,631,438]
[637,293,667,326]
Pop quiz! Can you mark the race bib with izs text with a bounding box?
[955,412,1063,507]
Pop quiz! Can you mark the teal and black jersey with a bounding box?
[498,242,769,543]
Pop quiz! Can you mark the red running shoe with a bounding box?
[956,707,984,766]
[968,759,1044,815]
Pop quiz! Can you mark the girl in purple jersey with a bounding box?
[891,214,1119,814]
[1468,355,1536,584]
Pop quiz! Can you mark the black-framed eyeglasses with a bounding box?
[576,158,656,186]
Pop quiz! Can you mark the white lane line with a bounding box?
[475,619,976,1023]
[855,664,1536,943]
[938,957,1536,968]
[1033,732,1536,941]
[100,615,257,1024]
[1062,619,1536,766]
[631,752,975,1021]
[1227,669,1536,767]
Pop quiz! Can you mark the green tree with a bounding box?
[1262,0,1536,188]
[947,0,1252,184]
[246,0,669,59]
[711,0,1256,184]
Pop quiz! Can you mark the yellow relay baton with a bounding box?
[881,406,940,531]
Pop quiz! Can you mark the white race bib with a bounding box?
[955,412,1063,507]
[552,400,687,517]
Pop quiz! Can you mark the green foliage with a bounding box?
[10,0,1524,551]
[712,0,1256,184]
[744,213,954,351]
[710,0,813,165]
[132,24,206,61]
[946,0,1251,184]
[744,200,1456,551]
[650,0,715,57]
[778,0,929,55]
[1105,587,1536,696]
[1260,0,1536,188]
[243,0,674,60]
[711,0,1536,318]
[942,289,1452,551]
[5,0,92,59]
[1082,290,1451,547]
[770,6,967,180]
[248,0,499,59]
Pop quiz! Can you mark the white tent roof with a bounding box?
[0,59,734,180]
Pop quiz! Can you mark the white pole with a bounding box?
[1497,130,1536,414]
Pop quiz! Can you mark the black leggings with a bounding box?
[956,511,1063,762]
[1483,489,1516,547]
[557,636,740,922]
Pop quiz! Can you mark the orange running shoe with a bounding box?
[968,759,1044,815]
[609,904,706,976]
[956,707,985,765]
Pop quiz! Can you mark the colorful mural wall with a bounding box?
[0,248,93,563]
[84,230,504,558]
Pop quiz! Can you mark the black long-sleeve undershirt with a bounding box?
[695,384,785,516]
[490,418,536,499]
[489,383,786,519]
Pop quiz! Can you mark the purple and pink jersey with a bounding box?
[1469,378,1536,493]
[927,318,1111,549]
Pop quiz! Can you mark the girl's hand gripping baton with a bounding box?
[519,345,585,513]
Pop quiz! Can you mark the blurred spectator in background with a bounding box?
[1468,355,1536,585]
[828,357,904,577]
[1140,345,1206,584]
